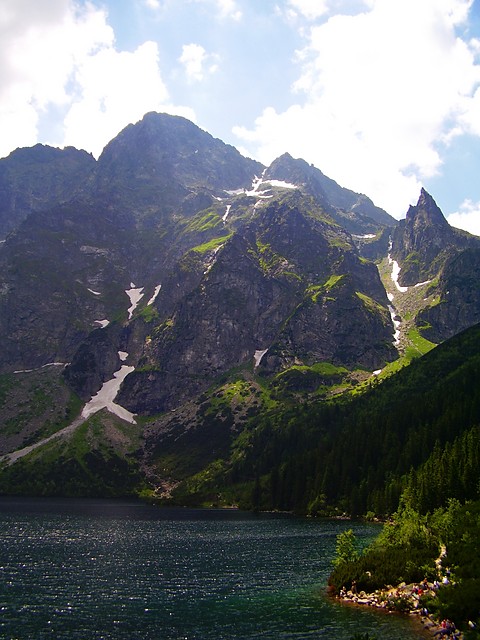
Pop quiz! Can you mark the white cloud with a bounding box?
[0,0,194,159]
[0,0,114,156]
[179,43,219,82]
[63,41,173,157]
[286,0,330,20]
[189,0,241,20]
[234,0,480,217]
[447,199,480,236]
[214,0,242,20]
[144,0,161,9]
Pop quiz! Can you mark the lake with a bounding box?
[0,498,427,639]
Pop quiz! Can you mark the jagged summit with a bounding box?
[390,187,480,343]
[264,152,396,234]
[391,189,462,286]
[405,188,450,229]
[96,112,264,201]
[3,110,480,509]
[0,143,96,239]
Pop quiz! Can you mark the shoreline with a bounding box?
[334,585,464,639]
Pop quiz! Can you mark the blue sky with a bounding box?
[1,0,480,232]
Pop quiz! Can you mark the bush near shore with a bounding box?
[329,498,480,637]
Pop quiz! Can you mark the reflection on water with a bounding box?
[0,498,424,639]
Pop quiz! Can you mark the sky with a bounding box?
[1,0,480,233]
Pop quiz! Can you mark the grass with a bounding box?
[306,274,345,302]
[405,327,437,359]
[184,208,223,233]
[190,234,232,254]
[356,291,388,316]
[138,305,159,323]
[377,256,439,359]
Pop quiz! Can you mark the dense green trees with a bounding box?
[329,498,480,635]
[207,323,480,516]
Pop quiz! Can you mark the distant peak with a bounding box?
[418,187,436,207]
[406,188,448,227]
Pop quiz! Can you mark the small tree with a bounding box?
[333,529,359,567]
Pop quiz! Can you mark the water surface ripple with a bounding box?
[0,498,425,639]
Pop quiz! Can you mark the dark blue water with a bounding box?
[0,498,426,639]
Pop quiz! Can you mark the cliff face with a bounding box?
[391,188,476,285]
[116,192,395,414]
[417,248,480,342]
[389,188,480,342]
[0,144,95,240]
[0,112,399,412]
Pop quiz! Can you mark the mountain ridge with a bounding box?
[1,111,480,513]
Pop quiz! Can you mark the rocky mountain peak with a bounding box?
[263,153,395,236]
[96,112,263,196]
[0,144,96,239]
[391,188,480,288]
[264,153,310,184]
[405,188,449,230]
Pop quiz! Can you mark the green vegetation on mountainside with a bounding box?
[0,367,82,455]
[168,322,480,517]
[0,411,144,497]
[377,255,438,360]
[329,498,480,636]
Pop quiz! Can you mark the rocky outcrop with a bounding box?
[390,188,480,341]
[0,144,95,239]
[417,248,480,342]
[118,192,396,414]
[391,189,478,286]
[265,152,396,234]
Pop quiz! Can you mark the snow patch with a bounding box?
[95,319,110,328]
[244,173,299,204]
[254,349,268,369]
[388,304,401,345]
[353,234,376,239]
[126,284,144,319]
[389,259,408,292]
[387,239,409,293]
[387,292,394,302]
[14,362,67,374]
[266,179,297,189]
[373,369,382,376]
[414,280,432,288]
[147,284,161,306]
[222,204,231,222]
[118,351,128,362]
[87,288,101,296]
[81,362,136,424]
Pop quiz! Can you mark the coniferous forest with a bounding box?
[172,322,480,518]
[165,321,480,634]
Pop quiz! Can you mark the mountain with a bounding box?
[0,144,95,240]
[0,112,396,383]
[1,111,480,509]
[114,189,395,415]
[389,188,480,343]
[391,188,478,285]
[264,152,396,232]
